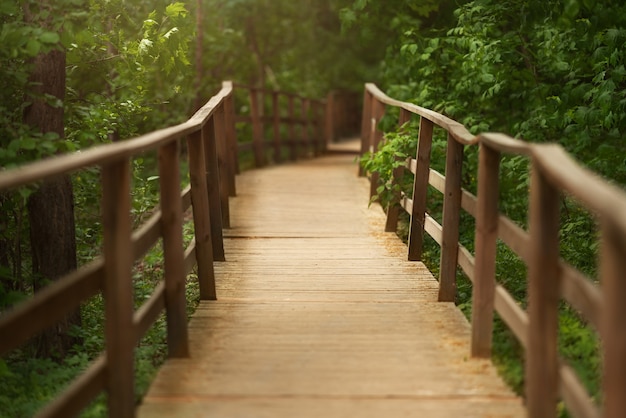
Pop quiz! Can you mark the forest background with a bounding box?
[1,0,624,416]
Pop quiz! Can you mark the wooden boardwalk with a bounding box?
[137,146,526,417]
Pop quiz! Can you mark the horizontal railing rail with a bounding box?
[0,80,329,418]
[361,83,625,418]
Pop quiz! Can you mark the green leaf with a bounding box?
[25,38,41,56]
[165,2,188,18]
[163,27,179,39]
[354,0,369,11]
[18,187,33,201]
[20,137,36,150]
[0,1,18,15]
[138,38,153,54]
[564,0,580,19]
[43,132,60,141]
[40,31,60,44]
[339,8,356,26]
[8,140,20,152]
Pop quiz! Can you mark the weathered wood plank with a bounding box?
[138,153,525,418]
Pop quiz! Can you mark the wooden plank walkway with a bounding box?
[137,145,526,417]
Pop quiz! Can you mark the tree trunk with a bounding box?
[24,46,81,359]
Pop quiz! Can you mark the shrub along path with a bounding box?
[137,146,525,417]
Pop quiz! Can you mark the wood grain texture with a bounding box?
[471,144,500,358]
[438,134,464,302]
[407,117,433,261]
[527,166,561,418]
[102,159,135,418]
[137,154,525,418]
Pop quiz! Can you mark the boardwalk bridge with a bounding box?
[0,82,624,418]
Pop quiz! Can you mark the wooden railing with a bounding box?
[231,85,360,168]
[0,81,329,418]
[233,84,327,167]
[361,83,625,418]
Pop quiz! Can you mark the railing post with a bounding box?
[359,88,372,176]
[471,143,500,357]
[300,97,309,158]
[204,117,225,261]
[158,140,189,358]
[438,133,463,302]
[223,89,238,192]
[368,99,385,200]
[214,104,231,229]
[249,88,265,167]
[101,158,134,418]
[272,92,281,163]
[325,92,334,147]
[408,117,434,261]
[307,100,318,157]
[600,220,626,418]
[288,95,297,161]
[526,164,561,418]
[385,108,412,232]
[317,101,326,154]
[187,129,217,300]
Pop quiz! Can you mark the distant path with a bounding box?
[137,147,525,417]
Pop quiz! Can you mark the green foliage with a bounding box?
[0,355,88,417]
[65,0,194,135]
[359,125,417,206]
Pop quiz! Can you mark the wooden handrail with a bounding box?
[363,83,625,418]
[0,80,330,418]
[0,82,235,191]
